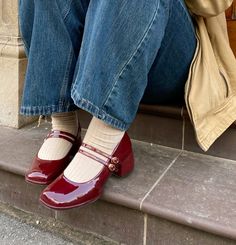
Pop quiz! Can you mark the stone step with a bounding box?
[0,122,236,244]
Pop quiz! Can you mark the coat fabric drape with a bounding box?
[184,0,236,151]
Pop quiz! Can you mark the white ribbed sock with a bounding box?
[38,111,79,160]
[64,117,125,182]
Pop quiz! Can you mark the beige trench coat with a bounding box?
[184,0,236,151]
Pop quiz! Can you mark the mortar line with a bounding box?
[143,214,148,245]
[139,151,182,210]
[55,210,58,219]
[182,116,185,150]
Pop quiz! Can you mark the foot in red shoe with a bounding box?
[26,111,81,185]
[25,130,82,185]
[39,132,134,209]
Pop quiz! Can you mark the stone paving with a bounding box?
[0,202,117,245]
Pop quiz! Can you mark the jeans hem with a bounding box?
[20,102,77,116]
[72,89,129,131]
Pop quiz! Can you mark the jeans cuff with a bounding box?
[72,91,129,131]
[20,102,77,116]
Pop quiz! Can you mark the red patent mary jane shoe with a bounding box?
[25,130,82,185]
[39,132,134,210]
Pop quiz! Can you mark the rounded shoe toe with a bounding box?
[25,171,50,185]
[40,190,65,209]
[39,174,102,210]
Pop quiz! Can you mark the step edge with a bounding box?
[0,160,25,177]
[0,161,142,211]
[1,161,236,242]
[141,203,236,241]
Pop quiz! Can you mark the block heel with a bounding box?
[114,152,134,177]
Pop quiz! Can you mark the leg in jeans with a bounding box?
[71,0,196,130]
[64,0,196,187]
[142,0,196,105]
[19,0,89,115]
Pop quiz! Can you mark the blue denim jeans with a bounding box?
[19,0,196,131]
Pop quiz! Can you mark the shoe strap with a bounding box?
[79,143,120,173]
[45,130,77,144]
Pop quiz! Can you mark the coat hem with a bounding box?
[194,95,236,151]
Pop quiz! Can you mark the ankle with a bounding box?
[83,117,125,154]
[51,111,80,136]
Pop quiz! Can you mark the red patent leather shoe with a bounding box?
[39,132,134,210]
[25,129,82,185]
